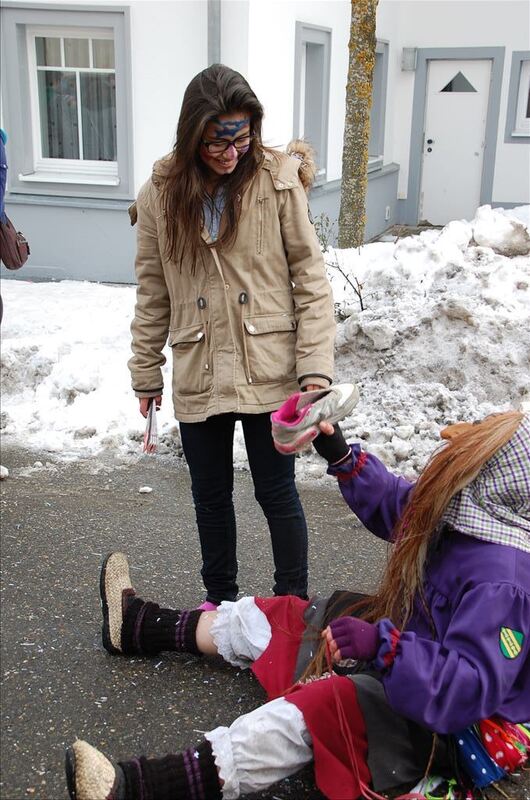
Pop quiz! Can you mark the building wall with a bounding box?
[2,0,528,284]
[376,0,530,204]
[129,0,208,191]
[2,0,208,282]
[245,0,350,183]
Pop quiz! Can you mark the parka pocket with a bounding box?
[243,313,297,384]
[168,323,212,396]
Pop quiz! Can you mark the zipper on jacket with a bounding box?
[238,291,253,384]
[197,296,210,373]
[256,197,267,255]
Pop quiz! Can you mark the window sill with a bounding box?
[18,172,120,186]
[368,156,383,173]
[510,130,530,138]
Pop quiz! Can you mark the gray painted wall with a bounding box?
[3,165,399,284]
[309,163,400,245]
[4,196,136,283]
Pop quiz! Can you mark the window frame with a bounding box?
[0,4,133,200]
[505,51,530,143]
[26,24,118,184]
[293,21,332,185]
[368,40,389,173]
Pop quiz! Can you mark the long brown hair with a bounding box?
[301,410,524,681]
[160,64,265,268]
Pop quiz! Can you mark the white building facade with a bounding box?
[1,0,528,283]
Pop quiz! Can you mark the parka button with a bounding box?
[248,324,256,333]
[238,292,248,305]
[197,297,207,309]
[196,332,204,340]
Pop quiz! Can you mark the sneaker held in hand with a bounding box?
[271,383,359,455]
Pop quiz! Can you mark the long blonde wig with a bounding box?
[301,410,524,681]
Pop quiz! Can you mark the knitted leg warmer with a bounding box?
[119,740,222,800]
[121,598,203,656]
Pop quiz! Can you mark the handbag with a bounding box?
[0,214,30,269]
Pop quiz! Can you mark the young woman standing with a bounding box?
[128,64,335,607]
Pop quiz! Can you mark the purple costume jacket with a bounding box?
[328,445,530,735]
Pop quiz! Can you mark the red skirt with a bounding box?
[251,595,371,799]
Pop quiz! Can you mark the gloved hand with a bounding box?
[312,423,350,465]
[324,615,380,662]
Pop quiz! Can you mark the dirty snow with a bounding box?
[1,204,529,481]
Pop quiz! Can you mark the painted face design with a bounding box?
[200,112,251,177]
[210,116,250,139]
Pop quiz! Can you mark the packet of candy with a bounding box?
[143,399,158,454]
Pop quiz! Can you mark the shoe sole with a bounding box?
[100,552,133,655]
[65,747,77,800]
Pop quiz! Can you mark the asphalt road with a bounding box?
[1,446,528,800]
[0,445,388,800]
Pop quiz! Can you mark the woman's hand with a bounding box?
[139,396,162,418]
[322,616,380,662]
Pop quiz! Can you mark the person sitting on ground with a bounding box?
[66,410,530,800]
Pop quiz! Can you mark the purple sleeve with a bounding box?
[327,444,413,542]
[380,583,530,733]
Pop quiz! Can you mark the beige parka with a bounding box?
[128,148,335,423]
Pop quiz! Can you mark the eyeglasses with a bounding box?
[201,135,253,155]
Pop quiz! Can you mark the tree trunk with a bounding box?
[338,0,378,249]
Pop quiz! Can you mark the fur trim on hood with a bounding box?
[285,139,317,194]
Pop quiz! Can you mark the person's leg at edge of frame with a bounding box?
[66,693,314,800]
[179,413,239,604]
[66,668,373,799]
[242,412,309,599]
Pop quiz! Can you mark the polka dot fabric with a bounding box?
[454,726,505,789]
[479,719,528,772]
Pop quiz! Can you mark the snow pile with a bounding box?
[1,205,529,479]
[326,206,530,477]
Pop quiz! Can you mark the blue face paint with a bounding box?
[211,117,250,138]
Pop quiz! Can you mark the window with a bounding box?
[294,23,331,183]
[0,6,132,198]
[368,41,389,171]
[28,28,117,183]
[513,59,530,136]
[440,71,477,93]
[505,52,530,142]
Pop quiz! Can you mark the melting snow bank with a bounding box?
[1,204,529,480]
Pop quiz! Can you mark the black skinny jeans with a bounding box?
[179,412,309,603]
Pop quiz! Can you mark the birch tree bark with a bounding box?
[338,0,378,248]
